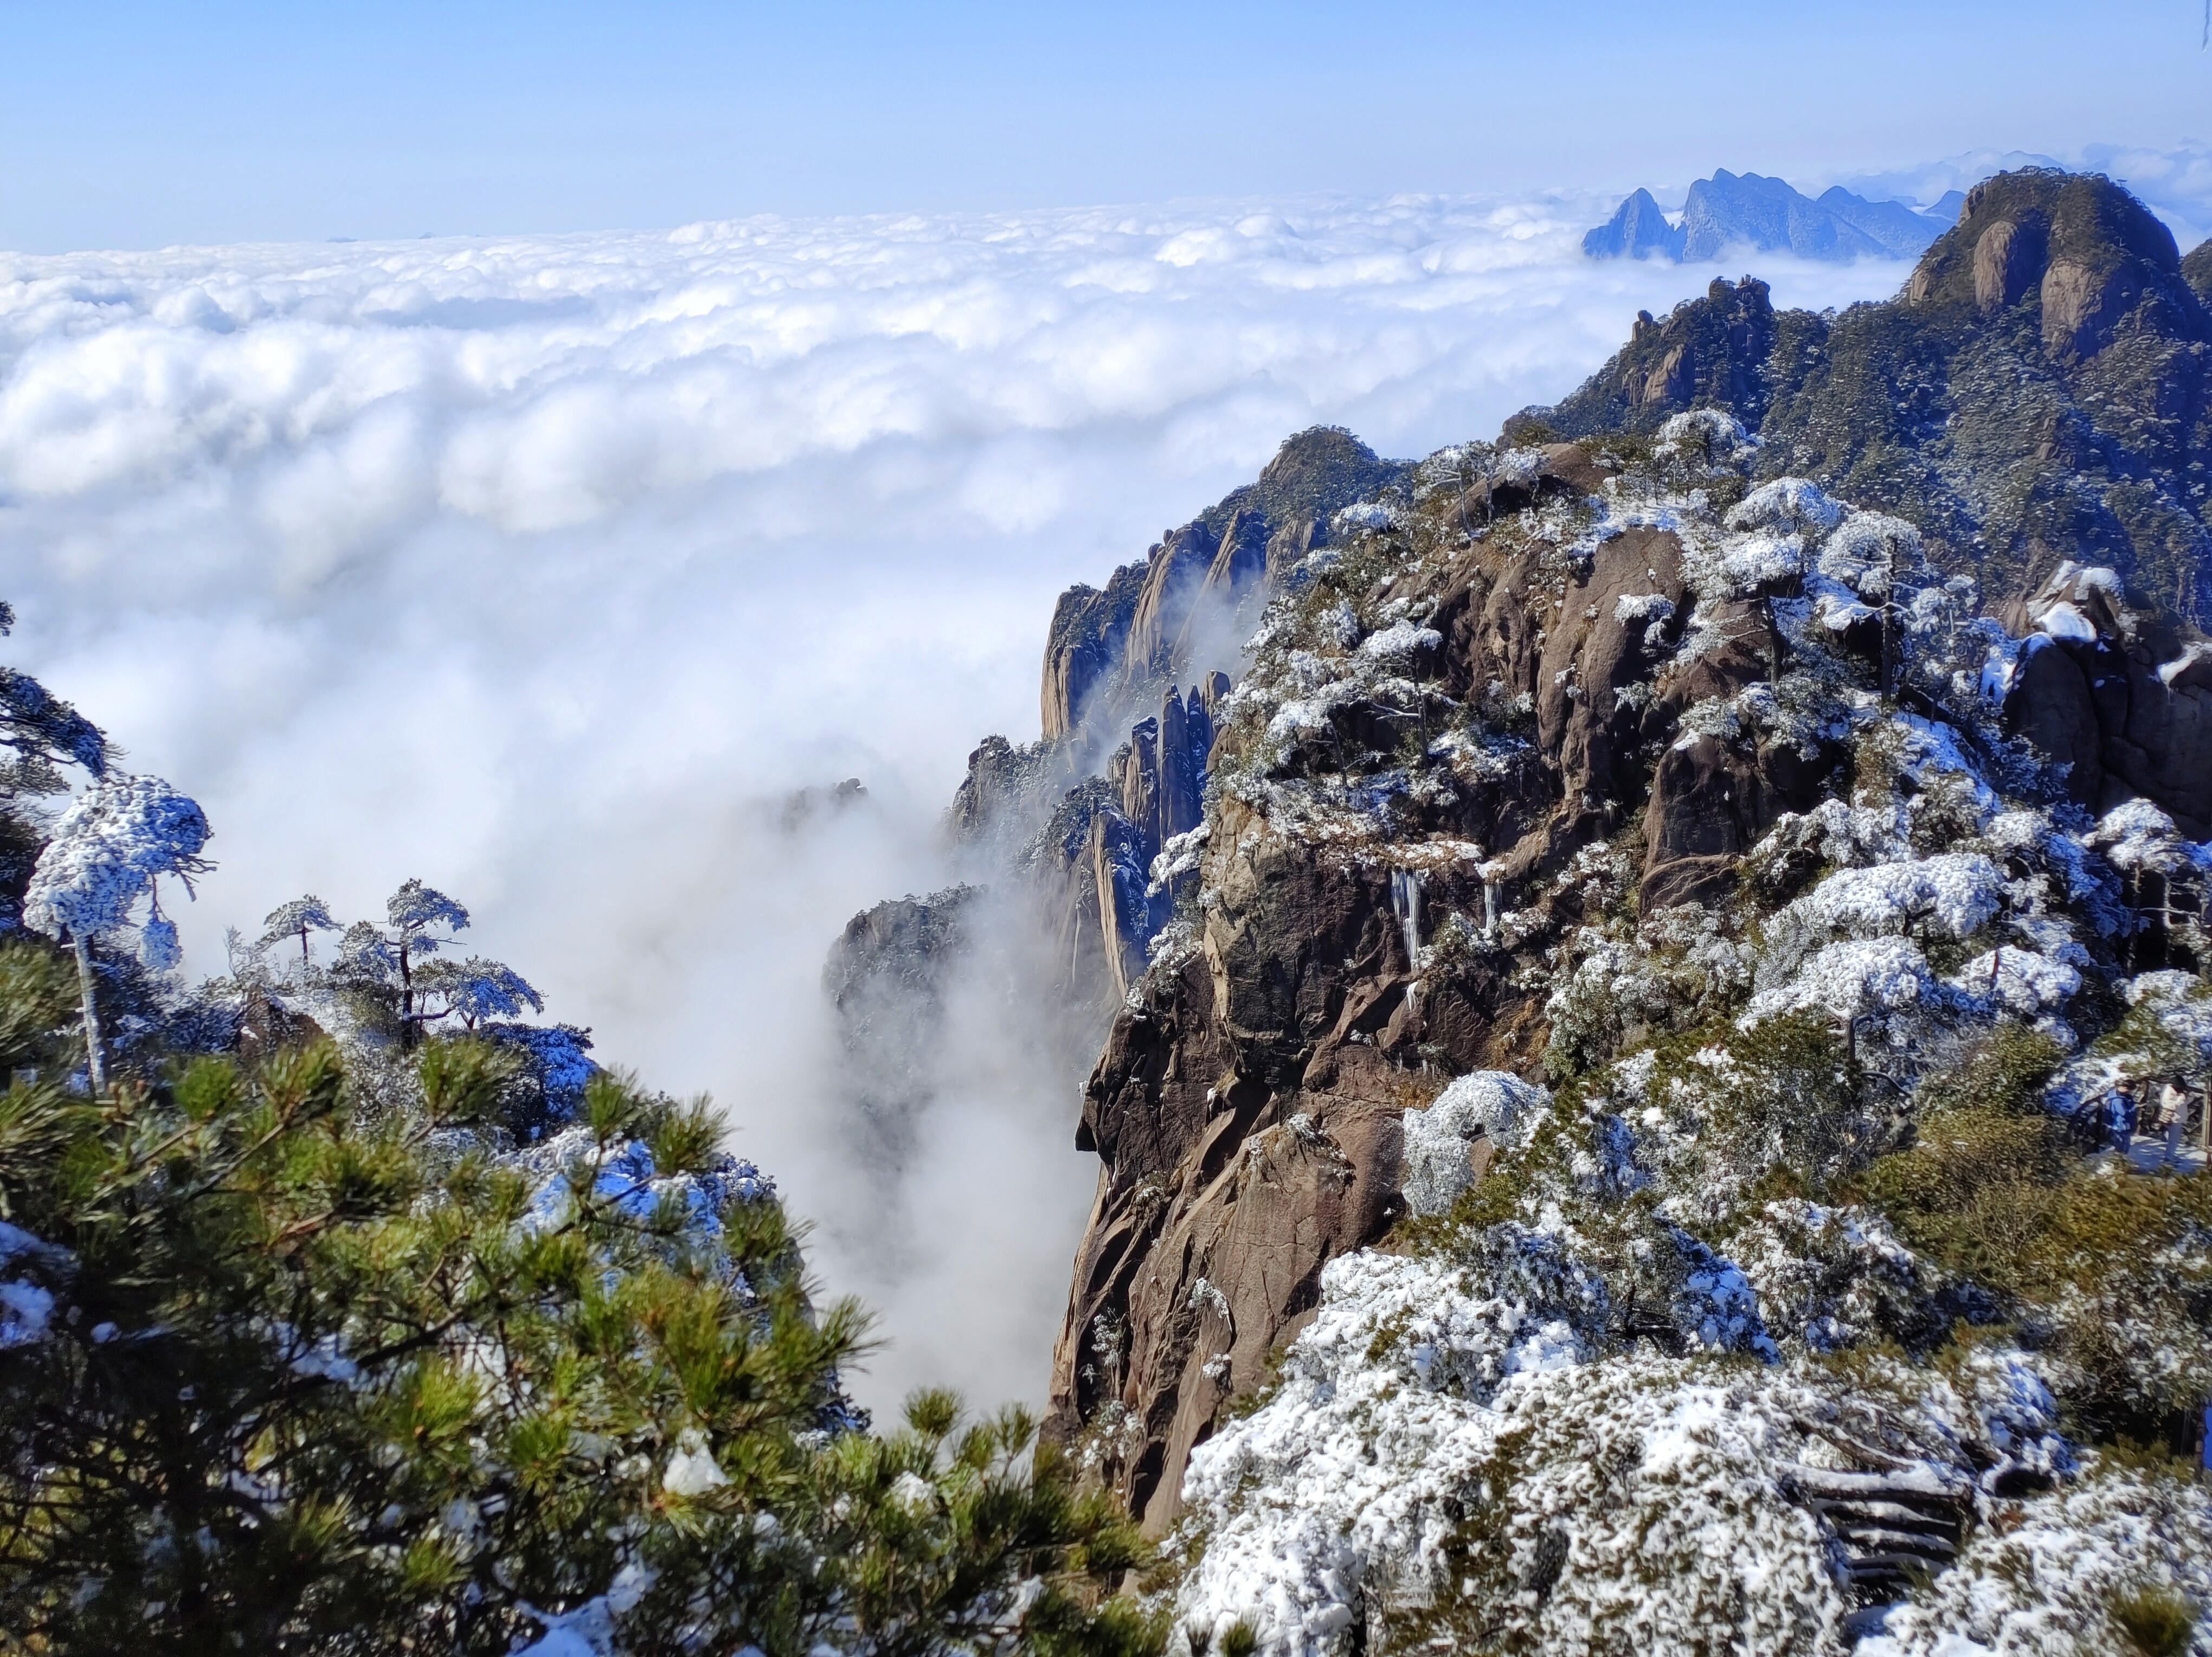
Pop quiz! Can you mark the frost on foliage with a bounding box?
[1727,1200,1931,1352]
[661,1429,729,1497]
[137,915,183,977]
[1335,501,1396,533]
[1544,933,1682,1072]
[2086,796,2209,878]
[1744,936,1937,1026]
[518,1127,776,1280]
[2047,969,2212,1123]
[21,773,212,941]
[1751,855,2007,1014]
[416,954,543,1024]
[259,894,339,957]
[1149,823,1210,893]
[1945,947,2080,1021]
[1665,1230,1776,1357]
[2121,969,2212,1066]
[481,1022,598,1124]
[1401,1072,1550,1216]
[1175,1239,2017,1657]
[0,1221,62,1349]
[0,1277,56,1348]
[1652,407,1753,466]
[1859,1466,2212,1657]
[1726,477,1846,537]
[1817,512,1921,599]
[387,876,469,941]
[511,1562,655,1657]
[1356,619,1441,666]
[1786,854,2005,948]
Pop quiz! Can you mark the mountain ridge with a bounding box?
[1585,167,1960,265]
[822,167,2212,1653]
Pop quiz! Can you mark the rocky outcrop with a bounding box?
[859,179,2212,1549]
[1044,346,2209,1534]
[1528,274,1783,435]
[822,886,981,1169]
[1531,169,2212,640]
[1995,562,2212,836]
[2185,236,2212,308]
[1041,563,1147,743]
[1044,439,1864,1533]
[1039,428,1406,754]
[1970,214,2045,311]
[1124,525,1219,691]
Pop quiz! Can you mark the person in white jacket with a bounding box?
[2155,1074,2191,1167]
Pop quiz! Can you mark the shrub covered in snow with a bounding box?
[1402,1071,1551,1216]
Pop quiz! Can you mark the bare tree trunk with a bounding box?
[400,940,416,1049]
[71,933,106,1095]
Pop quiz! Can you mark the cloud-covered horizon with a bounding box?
[0,176,2158,1414]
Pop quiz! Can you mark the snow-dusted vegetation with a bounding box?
[0,621,1154,1654]
[1161,419,2212,1657]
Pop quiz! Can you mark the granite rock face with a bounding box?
[821,885,982,1171]
[1035,175,2212,1539]
[833,170,2212,1551]
[1044,445,1854,1530]
[1038,428,1404,750]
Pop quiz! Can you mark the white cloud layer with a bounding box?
[0,188,1994,1414]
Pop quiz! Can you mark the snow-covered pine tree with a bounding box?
[259,893,339,970]
[412,953,543,1029]
[330,877,472,1045]
[0,945,1160,1655]
[20,773,213,1091]
[0,600,108,799]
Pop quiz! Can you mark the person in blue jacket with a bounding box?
[2098,1075,2141,1154]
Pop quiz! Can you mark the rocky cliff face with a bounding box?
[1047,437,1855,1531]
[1013,171,2212,1543]
[1038,428,1407,752]
[826,170,2212,1643]
[826,431,1410,1210]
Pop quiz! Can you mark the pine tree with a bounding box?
[0,939,1158,1657]
[19,774,213,1091]
[0,601,108,799]
[259,894,340,970]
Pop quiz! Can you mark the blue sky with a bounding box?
[4,0,2210,251]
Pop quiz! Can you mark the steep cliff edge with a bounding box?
[1036,178,2212,1550]
[1048,434,1852,1530]
[825,169,2212,1652]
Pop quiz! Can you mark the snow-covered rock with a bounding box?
[1402,1072,1551,1216]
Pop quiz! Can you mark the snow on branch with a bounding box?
[21,774,212,941]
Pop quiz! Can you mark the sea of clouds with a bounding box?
[2,172,2192,1414]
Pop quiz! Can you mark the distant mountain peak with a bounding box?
[1586,168,1960,265]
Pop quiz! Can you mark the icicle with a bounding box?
[1389,868,1424,968]
[1480,861,1502,936]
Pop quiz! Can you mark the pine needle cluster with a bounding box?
[0,940,1157,1657]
